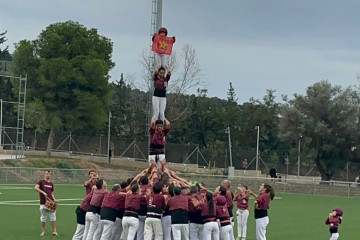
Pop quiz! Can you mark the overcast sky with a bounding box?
[1,0,360,103]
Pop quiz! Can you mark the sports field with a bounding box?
[0,184,357,240]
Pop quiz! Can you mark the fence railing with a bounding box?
[1,167,359,197]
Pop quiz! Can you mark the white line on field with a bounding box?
[0,202,79,206]
[0,186,34,189]
[0,198,82,203]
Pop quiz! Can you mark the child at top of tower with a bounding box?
[152,27,176,69]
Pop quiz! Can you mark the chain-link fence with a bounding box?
[1,167,360,197]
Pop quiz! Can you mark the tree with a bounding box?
[0,29,9,61]
[11,21,114,156]
[279,81,360,180]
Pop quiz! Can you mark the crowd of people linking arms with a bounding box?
[66,170,275,240]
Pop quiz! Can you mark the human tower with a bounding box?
[71,28,277,240]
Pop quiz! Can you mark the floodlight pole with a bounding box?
[255,126,260,171]
[298,134,302,176]
[225,126,233,167]
[107,110,111,164]
[0,99,2,148]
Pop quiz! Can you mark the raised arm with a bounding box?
[150,117,156,129]
[164,118,170,130]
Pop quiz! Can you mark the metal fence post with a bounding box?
[5,168,8,182]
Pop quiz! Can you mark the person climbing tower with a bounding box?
[153,66,171,121]
[149,117,170,172]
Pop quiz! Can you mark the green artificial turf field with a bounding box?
[0,184,357,240]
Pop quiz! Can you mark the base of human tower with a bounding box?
[130,162,191,188]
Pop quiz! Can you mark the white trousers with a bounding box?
[162,215,172,240]
[202,222,219,240]
[230,217,234,240]
[144,217,163,240]
[255,217,269,240]
[171,224,189,240]
[236,209,249,238]
[330,233,339,240]
[155,53,169,69]
[83,212,100,240]
[220,225,232,240]
[189,223,203,240]
[137,215,146,240]
[111,217,123,240]
[100,219,115,240]
[152,96,166,121]
[93,222,102,240]
[72,224,85,240]
[40,204,56,222]
[122,216,139,240]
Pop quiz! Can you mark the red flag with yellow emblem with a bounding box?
[152,35,175,55]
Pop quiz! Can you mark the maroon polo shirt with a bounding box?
[147,194,165,210]
[197,199,216,217]
[225,189,234,208]
[154,73,170,91]
[37,180,54,204]
[85,179,97,195]
[187,195,197,213]
[168,195,188,211]
[235,193,250,210]
[80,192,93,212]
[101,191,124,210]
[150,128,169,146]
[90,189,107,207]
[125,193,142,211]
[326,216,342,229]
[215,196,230,218]
[256,192,270,210]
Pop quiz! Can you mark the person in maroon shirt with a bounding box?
[149,117,170,171]
[152,66,171,121]
[325,208,343,240]
[84,169,99,195]
[193,191,219,240]
[162,184,174,240]
[137,176,153,240]
[216,195,232,240]
[34,170,58,237]
[234,185,250,240]
[72,191,94,240]
[188,185,204,240]
[168,186,189,240]
[83,179,108,240]
[144,182,165,240]
[249,183,275,240]
[111,182,127,239]
[122,183,143,240]
[221,180,235,240]
[99,184,123,240]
